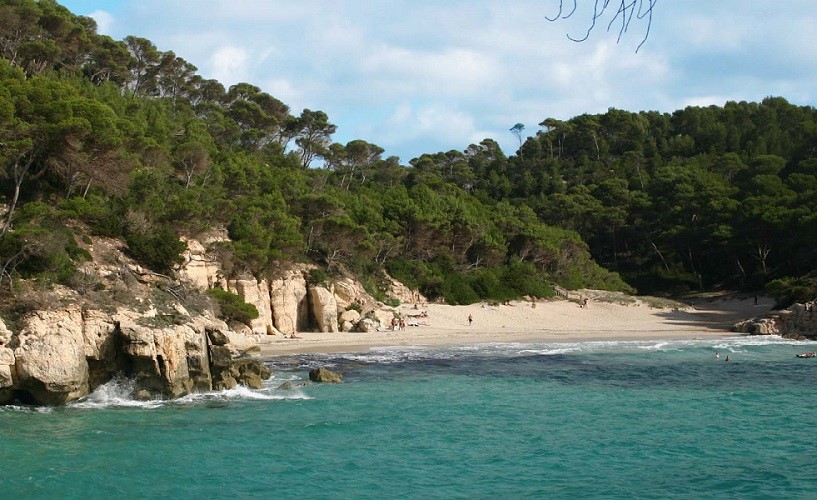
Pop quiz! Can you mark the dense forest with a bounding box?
[1,0,815,315]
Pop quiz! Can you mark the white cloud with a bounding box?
[209,46,249,87]
[381,103,476,146]
[88,10,114,35]
[60,0,817,161]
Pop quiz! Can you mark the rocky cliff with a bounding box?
[0,234,422,405]
[179,238,423,336]
[733,301,817,339]
[0,308,269,405]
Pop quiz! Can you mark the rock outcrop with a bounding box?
[733,301,817,339]
[178,237,224,289]
[13,308,91,405]
[309,367,342,383]
[0,307,271,406]
[269,270,309,335]
[226,278,279,336]
[310,285,339,333]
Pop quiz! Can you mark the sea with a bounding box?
[2,335,817,498]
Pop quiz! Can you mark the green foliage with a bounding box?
[124,225,186,274]
[307,268,329,287]
[206,288,259,326]
[3,0,817,311]
[765,276,817,309]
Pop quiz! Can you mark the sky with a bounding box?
[60,0,817,163]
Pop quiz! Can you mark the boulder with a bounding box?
[339,309,361,333]
[357,318,379,332]
[310,285,339,333]
[233,358,271,389]
[309,367,342,383]
[370,309,398,330]
[277,381,293,391]
[339,309,361,325]
[333,278,369,311]
[732,301,817,339]
[270,270,309,335]
[13,308,90,405]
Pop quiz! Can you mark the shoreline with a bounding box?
[257,296,773,358]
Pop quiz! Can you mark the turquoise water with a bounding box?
[3,335,817,498]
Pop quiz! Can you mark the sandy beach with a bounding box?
[257,294,774,357]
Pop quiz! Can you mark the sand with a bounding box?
[256,294,773,358]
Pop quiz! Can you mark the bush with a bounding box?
[207,289,259,326]
[766,275,817,308]
[124,225,186,274]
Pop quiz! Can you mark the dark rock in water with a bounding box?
[232,358,271,389]
[277,381,293,390]
[309,367,342,383]
[209,345,234,368]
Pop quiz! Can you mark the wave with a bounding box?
[294,335,808,365]
[68,377,312,410]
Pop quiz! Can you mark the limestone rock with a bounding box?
[310,285,339,333]
[81,309,122,388]
[178,236,224,289]
[370,309,398,330]
[183,325,212,392]
[339,309,361,325]
[357,318,379,332]
[118,319,194,399]
[270,270,309,335]
[277,381,293,391]
[0,347,15,390]
[227,278,275,335]
[233,358,271,389]
[340,320,354,332]
[309,367,342,383]
[333,278,370,311]
[14,308,90,405]
[0,317,12,346]
[207,328,230,346]
[733,300,817,339]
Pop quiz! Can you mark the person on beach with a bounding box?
[468,314,473,326]
[715,352,720,359]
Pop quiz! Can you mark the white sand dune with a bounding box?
[257,295,773,357]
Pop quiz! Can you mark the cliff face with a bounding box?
[179,237,420,336]
[0,309,269,405]
[0,234,421,405]
[733,301,817,339]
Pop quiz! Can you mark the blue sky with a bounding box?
[60,0,817,163]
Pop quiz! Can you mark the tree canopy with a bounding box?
[1,0,815,308]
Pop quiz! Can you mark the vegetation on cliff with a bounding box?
[1,0,816,318]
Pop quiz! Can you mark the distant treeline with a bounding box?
[1,0,815,307]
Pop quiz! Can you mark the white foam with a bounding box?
[68,377,311,410]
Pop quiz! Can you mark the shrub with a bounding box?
[207,289,259,326]
[124,225,186,274]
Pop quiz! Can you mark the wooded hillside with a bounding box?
[1,0,815,312]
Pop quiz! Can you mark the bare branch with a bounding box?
[547,0,658,52]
